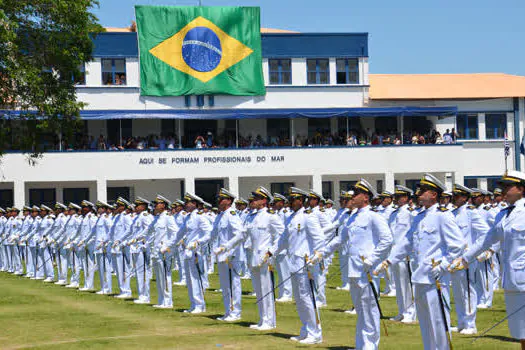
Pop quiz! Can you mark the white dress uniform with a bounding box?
[62,212,82,287]
[110,210,133,297]
[389,203,463,350]
[309,205,330,306]
[464,193,525,340]
[174,208,212,313]
[225,206,284,329]
[93,212,113,294]
[0,212,7,271]
[325,205,352,289]
[490,201,506,290]
[75,211,97,290]
[275,206,293,300]
[130,210,154,303]
[474,202,498,308]
[37,213,56,281]
[26,214,42,278]
[149,209,180,308]
[172,209,188,285]
[388,203,417,322]
[344,204,393,350]
[451,201,490,332]
[7,215,23,274]
[212,205,246,320]
[271,204,326,343]
[50,211,69,283]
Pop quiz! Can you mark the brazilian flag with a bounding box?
[135,6,265,96]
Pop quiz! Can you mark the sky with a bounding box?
[91,0,525,75]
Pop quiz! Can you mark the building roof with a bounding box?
[104,27,298,33]
[369,73,525,100]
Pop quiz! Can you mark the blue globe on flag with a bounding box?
[182,27,222,72]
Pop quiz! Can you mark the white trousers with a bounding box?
[80,248,96,289]
[475,259,494,307]
[415,283,452,350]
[154,253,173,307]
[313,263,327,305]
[0,245,6,270]
[218,260,242,318]
[451,268,477,329]
[96,252,112,293]
[25,246,34,275]
[184,254,206,311]
[292,268,322,340]
[392,261,416,321]
[36,247,54,279]
[133,251,151,300]
[69,249,82,284]
[252,264,276,327]
[113,251,131,295]
[56,248,68,281]
[276,254,293,298]
[339,252,349,288]
[350,278,380,350]
[505,291,525,339]
[174,248,186,283]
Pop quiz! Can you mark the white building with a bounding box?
[1,28,524,207]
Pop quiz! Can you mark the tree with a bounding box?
[0,0,103,162]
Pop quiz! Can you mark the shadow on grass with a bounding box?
[203,314,223,321]
[326,347,354,350]
[264,332,295,340]
[473,335,519,343]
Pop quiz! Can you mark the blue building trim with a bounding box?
[91,32,369,59]
[513,97,521,171]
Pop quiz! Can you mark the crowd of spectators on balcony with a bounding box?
[6,127,457,152]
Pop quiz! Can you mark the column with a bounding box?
[56,186,64,203]
[445,172,453,191]
[14,180,25,209]
[184,177,195,194]
[478,113,486,141]
[333,179,341,207]
[330,117,338,136]
[453,170,464,187]
[384,171,395,192]
[311,174,322,194]
[96,178,107,202]
[479,178,488,191]
[228,176,239,197]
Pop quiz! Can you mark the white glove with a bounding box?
[361,257,373,273]
[309,251,323,265]
[188,241,199,250]
[477,250,493,262]
[373,260,390,276]
[214,246,226,255]
[448,257,467,272]
[431,263,446,280]
[160,246,170,254]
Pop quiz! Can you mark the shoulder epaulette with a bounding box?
[484,206,491,211]
[305,209,312,214]
[268,209,276,214]
[467,205,476,210]
[197,211,203,215]
[143,212,148,216]
[407,207,414,211]
[283,209,288,213]
[371,207,378,212]
[438,206,449,212]
[319,208,325,212]
[230,210,236,215]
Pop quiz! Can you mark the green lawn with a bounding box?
[0,258,519,349]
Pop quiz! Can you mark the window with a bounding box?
[29,189,56,207]
[405,179,420,192]
[268,59,291,85]
[322,181,333,200]
[102,58,126,85]
[339,181,357,191]
[74,64,86,85]
[456,114,478,139]
[0,189,13,208]
[63,188,89,204]
[464,178,478,189]
[485,113,506,139]
[376,180,384,194]
[196,95,205,107]
[267,118,290,145]
[308,118,331,142]
[307,59,330,84]
[107,119,132,146]
[107,187,131,203]
[336,58,359,84]
[271,182,294,196]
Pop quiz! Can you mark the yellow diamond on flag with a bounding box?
[149,16,254,83]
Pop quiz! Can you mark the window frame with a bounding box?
[101,58,127,86]
[456,113,479,140]
[268,59,292,85]
[270,182,294,196]
[336,58,359,84]
[306,58,330,85]
[485,113,507,140]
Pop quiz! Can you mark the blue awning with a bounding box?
[77,106,457,120]
[0,106,458,120]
